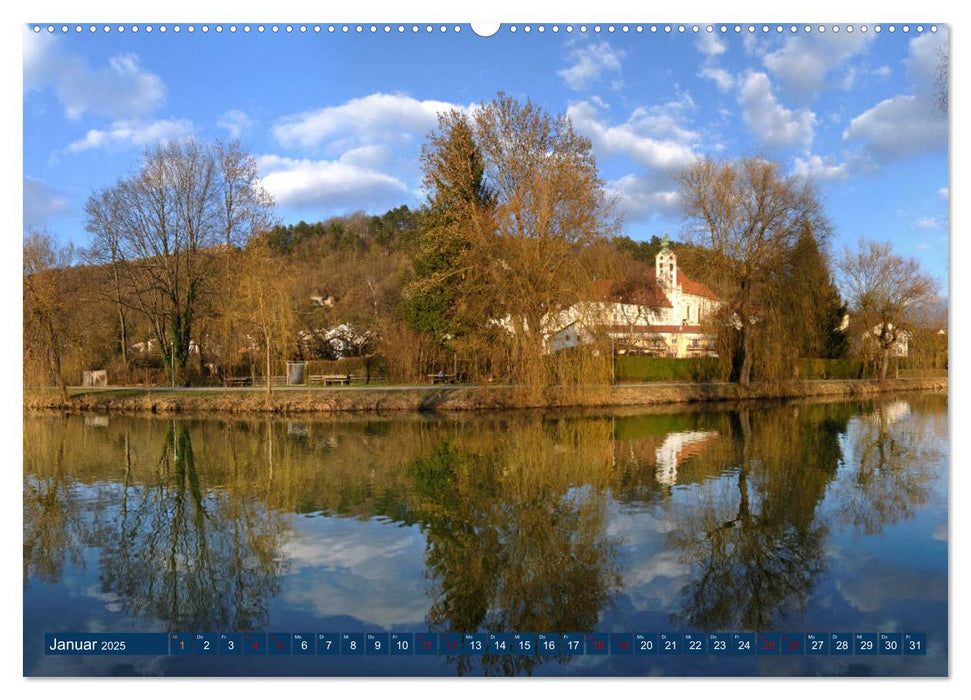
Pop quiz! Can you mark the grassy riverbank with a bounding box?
[23,377,947,415]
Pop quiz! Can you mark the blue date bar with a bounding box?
[45,633,169,655]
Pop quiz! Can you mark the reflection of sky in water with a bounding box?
[23,396,948,676]
[279,516,429,628]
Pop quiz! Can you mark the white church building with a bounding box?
[547,236,721,358]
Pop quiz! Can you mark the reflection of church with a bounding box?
[654,431,720,485]
[548,236,722,358]
[613,426,720,488]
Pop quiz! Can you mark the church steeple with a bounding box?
[655,231,677,291]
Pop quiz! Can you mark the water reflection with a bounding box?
[23,393,947,676]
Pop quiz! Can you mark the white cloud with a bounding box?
[559,42,625,91]
[567,98,700,223]
[763,31,876,97]
[737,72,816,149]
[699,67,734,92]
[915,216,943,230]
[842,95,946,161]
[906,29,948,92]
[23,176,70,230]
[23,28,165,120]
[337,144,391,170]
[696,32,726,58]
[841,31,948,167]
[792,154,849,182]
[567,98,700,171]
[217,109,256,139]
[273,93,463,150]
[65,118,195,153]
[608,172,681,222]
[256,154,408,210]
[939,187,948,201]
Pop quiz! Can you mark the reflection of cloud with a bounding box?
[932,522,948,542]
[606,504,686,611]
[281,516,429,627]
[835,557,945,614]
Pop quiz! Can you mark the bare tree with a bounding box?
[84,139,275,384]
[23,231,75,399]
[838,239,940,381]
[84,187,131,382]
[678,157,829,385]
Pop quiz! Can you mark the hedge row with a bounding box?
[615,356,865,382]
[614,356,725,382]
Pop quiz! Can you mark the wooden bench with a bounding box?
[322,373,352,386]
[225,376,252,387]
[428,373,457,384]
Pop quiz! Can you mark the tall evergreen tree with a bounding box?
[402,111,493,343]
[786,223,849,359]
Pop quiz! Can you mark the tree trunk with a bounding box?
[264,332,273,396]
[878,347,890,381]
[119,310,129,384]
[738,322,754,386]
[47,320,68,402]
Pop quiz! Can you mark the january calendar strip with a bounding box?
[44,632,929,656]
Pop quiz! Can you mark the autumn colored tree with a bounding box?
[471,92,617,385]
[678,157,829,385]
[838,239,939,381]
[23,231,75,399]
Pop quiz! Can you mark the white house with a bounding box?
[548,236,721,358]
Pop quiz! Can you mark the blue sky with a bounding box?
[23,23,949,287]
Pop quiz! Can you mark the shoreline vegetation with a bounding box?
[23,377,947,416]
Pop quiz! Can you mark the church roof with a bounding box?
[591,277,674,308]
[644,268,720,301]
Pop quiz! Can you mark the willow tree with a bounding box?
[222,236,297,394]
[678,157,829,385]
[471,92,616,385]
[84,139,274,384]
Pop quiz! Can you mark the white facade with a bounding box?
[548,241,721,358]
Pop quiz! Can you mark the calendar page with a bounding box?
[22,17,949,681]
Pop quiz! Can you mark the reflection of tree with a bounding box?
[406,418,622,676]
[836,400,940,536]
[95,422,290,631]
[23,420,88,584]
[666,405,846,630]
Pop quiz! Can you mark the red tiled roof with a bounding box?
[591,278,673,308]
[644,268,720,301]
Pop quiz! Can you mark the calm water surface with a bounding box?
[23,394,948,676]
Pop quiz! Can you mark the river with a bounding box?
[23,393,948,676]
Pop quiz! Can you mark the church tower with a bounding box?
[655,232,677,292]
